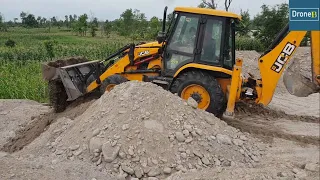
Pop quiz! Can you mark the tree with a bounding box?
[120,9,134,36]
[253,3,289,48]
[166,12,174,27]
[20,11,27,22]
[147,16,161,39]
[89,17,98,37]
[77,14,88,36]
[73,14,78,21]
[198,0,217,9]
[14,18,18,24]
[236,10,251,36]
[6,20,14,27]
[0,13,8,32]
[22,14,38,28]
[69,15,74,23]
[132,9,148,39]
[65,15,69,27]
[37,16,41,25]
[51,16,58,26]
[57,20,64,28]
[198,3,206,8]
[224,0,232,11]
[40,17,47,27]
[103,20,112,37]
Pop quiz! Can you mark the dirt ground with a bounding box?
[0,48,319,180]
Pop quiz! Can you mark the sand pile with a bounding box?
[236,50,261,78]
[42,81,263,179]
[0,100,50,150]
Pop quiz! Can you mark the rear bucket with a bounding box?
[283,60,319,97]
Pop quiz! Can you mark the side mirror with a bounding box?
[157,32,166,44]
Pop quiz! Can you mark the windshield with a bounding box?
[164,13,200,71]
[167,15,199,53]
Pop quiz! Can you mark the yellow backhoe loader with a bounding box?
[42,7,320,117]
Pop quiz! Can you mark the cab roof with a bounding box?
[174,7,241,20]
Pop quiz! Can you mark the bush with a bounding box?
[44,40,58,60]
[5,39,16,48]
[236,37,264,52]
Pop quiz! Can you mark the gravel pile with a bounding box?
[236,50,261,78]
[44,81,263,179]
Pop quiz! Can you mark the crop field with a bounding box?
[0,28,131,102]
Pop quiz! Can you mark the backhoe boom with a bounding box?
[225,26,319,116]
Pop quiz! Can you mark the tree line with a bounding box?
[1,1,304,50]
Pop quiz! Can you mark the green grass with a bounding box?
[0,27,132,61]
[0,61,47,102]
[0,27,135,102]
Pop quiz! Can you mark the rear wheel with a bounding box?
[48,80,68,113]
[100,75,128,94]
[170,70,227,117]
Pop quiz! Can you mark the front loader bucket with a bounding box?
[283,60,319,97]
[41,57,90,81]
[41,57,103,101]
[58,60,101,101]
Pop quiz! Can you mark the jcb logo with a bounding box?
[271,42,296,73]
[138,50,150,57]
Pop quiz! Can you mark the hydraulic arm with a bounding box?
[225,25,320,116]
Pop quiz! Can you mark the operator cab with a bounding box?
[159,7,240,77]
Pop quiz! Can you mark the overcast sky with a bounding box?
[1,0,288,21]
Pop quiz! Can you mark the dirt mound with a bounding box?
[46,56,89,68]
[0,96,96,153]
[0,100,50,150]
[35,81,263,179]
[236,51,261,78]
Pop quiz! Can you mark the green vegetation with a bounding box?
[0,28,130,102]
[252,3,289,48]
[0,61,47,102]
[236,37,264,52]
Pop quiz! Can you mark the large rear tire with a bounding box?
[48,80,68,113]
[170,70,227,117]
[100,75,128,94]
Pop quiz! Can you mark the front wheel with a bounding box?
[100,75,128,94]
[48,80,68,113]
[170,70,227,117]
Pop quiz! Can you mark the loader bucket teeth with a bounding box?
[283,60,319,97]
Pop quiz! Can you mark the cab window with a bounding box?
[165,14,200,71]
[200,19,223,64]
[168,15,199,54]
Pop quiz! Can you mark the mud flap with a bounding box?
[283,60,319,97]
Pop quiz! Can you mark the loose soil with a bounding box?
[0,48,319,180]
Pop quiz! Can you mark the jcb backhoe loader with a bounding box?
[42,6,320,117]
